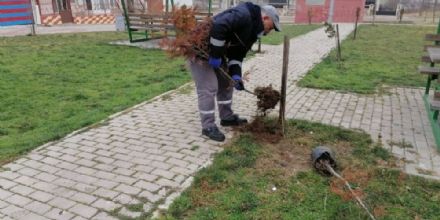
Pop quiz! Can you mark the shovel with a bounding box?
[243,88,256,96]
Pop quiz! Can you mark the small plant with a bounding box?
[324,22,336,38]
[160,6,212,61]
[323,22,341,62]
[126,203,144,212]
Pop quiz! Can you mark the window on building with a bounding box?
[53,0,69,12]
[85,0,92,10]
[306,0,325,5]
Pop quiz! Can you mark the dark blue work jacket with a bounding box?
[209,2,264,77]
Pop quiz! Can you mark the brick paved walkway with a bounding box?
[0,24,439,220]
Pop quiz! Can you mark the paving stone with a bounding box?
[34,172,58,182]
[152,168,176,179]
[71,183,97,194]
[92,188,120,200]
[134,180,161,192]
[0,178,16,189]
[48,197,77,210]
[91,199,121,212]
[113,175,137,185]
[119,207,142,218]
[76,166,98,175]
[70,192,98,204]
[114,184,142,195]
[41,157,62,166]
[17,212,47,220]
[158,192,181,210]
[151,161,172,170]
[139,190,163,203]
[56,163,80,174]
[174,174,186,184]
[32,181,57,192]
[113,168,136,176]
[94,170,117,180]
[112,160,134,169]
[114,194,139,205]
[59,154,79,163]
[0,200,8,209]
[21,160,44,169]
[94,163,115,172]
[45,208,75,220]
[166,158,189,168]
[8,194,32,207]
[24,200,52,216]
[133,172,158,181]
[52,178,77,188]
[0,171,20,180]
[1,205,30,219]
[92,179,119,189]
[93,156,115,164]
[77,152,97,160]
[69,203,98,219]
[37,164,60,174]
[91,211,119,220]
[10,184,35,196]
[71,215,88,220]
[156,178,180,188]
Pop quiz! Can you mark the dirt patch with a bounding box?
[373,206,387,218]
[255,138,314,178]
[239,117,283,143]
[250,122,357,178]
[329,166,372,201]
[254,86,281,115]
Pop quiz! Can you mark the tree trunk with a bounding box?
[419,0,425,16]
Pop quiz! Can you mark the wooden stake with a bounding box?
[372,4,376,25]
[29,0,36,35]
[336,24,341,62]
[279,35,289,136]
[258,38,261,53]
[353,7,360,40]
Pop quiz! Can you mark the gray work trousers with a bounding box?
[188,60,234,129]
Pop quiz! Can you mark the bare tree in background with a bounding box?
[420,0,426,16]
[434,0,438,23]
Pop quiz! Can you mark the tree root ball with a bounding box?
[254,86,281,114]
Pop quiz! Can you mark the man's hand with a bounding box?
[208,57,222,69]
[232,75,244,91]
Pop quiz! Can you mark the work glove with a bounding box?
[208,57,222,69]
[232,75,244,91]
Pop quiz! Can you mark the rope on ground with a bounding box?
[324,162,377,220]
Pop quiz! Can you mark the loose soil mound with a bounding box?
[254,86,281,115]
[240,117,283,144]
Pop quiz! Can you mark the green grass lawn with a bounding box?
[261,24,321,45]
[161,119,440,220]
[0,32,190,164]
[298,25,436,94]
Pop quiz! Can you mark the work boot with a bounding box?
[220,114,248,126]
[202,127,225,142]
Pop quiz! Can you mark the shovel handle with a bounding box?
[243,88,256,96]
